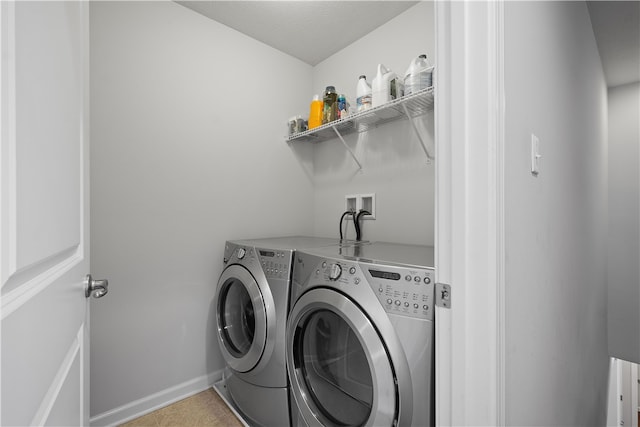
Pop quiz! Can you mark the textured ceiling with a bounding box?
[177,1,419,66]
[177,1,640,88]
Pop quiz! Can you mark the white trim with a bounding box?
[80,315,86,427]
[31,326,82,426]
[606,358,622,427]
[435,1,506,425]
[434,0,453,424]
[80,0,90,422]
[80,0,89,267]
[0,2,7,424]
[497,19,507,427]
[89,370,224,427]
[489,1,507,425]
[0,0,17,287]
[631,362,639,427]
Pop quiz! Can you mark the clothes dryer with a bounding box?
[287,242,435,427]
[213,236,347,427]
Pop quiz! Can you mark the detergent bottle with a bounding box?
[308,94,323,129]
[371,64,403,108]
[404,54,433,95]
[356,75,372,112]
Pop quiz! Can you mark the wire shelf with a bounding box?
[285,86,434,143]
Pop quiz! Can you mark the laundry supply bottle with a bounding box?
[404,54,433,96]
[372,64,403,108]
[322,85,338,124]
[308,94,323,129]
[337,94,348,119]
[356,75,372,112]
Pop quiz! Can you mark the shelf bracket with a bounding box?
[332,126,362,170]
[402,103,434,161]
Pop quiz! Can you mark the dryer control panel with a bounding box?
[312,258,435,321]
[362,265,434,321]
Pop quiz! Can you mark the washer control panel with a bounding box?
[257,248,291,280]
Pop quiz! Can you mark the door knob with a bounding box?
[85,274,109,298]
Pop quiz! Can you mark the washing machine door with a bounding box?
[215,264,272,373]
[286,288,401,427]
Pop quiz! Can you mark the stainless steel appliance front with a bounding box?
[213,236,347,427]
[287,242,435,426]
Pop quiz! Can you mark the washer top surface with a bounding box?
[304,241,434,269]
[230,236,345,251]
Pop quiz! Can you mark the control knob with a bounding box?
[237,248,246,259]
[329,263,342,281]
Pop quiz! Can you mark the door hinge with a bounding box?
[435,283,451,308]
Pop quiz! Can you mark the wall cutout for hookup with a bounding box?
[345,194,376,219]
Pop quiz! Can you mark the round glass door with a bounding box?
[299,309,373,425]
[219,277,255,357]
[215,264,268,372]
[287,289,398,427]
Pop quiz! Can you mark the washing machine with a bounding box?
[286,242,435,427]
[213,236,348,427]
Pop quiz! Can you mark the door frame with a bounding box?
[434,1,506,425]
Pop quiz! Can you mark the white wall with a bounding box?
[306,2,436,245]
[89,1,314,421]
[608,82,640,364]
[504,1,609,424]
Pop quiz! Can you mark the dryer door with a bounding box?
[216,264,271,373]
[286,288,401,427]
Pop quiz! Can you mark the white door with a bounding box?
[1,2,97,425]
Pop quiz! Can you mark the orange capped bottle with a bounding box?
[308,94,323,129]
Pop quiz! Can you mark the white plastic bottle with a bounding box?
[356,75,372,112]
[404,54,433,96]
[372,64,403,108]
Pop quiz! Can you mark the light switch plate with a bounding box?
[531,133,541,176]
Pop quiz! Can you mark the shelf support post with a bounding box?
[402,103,434,161]
[332,126,362,170]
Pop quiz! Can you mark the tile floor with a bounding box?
[119,388,244,427]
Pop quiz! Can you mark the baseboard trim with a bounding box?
[89,370,223,426]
